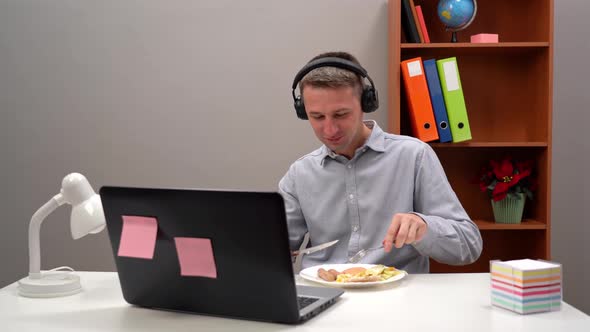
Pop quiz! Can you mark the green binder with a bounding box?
[436,57,472,142]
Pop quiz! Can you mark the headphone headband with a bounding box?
[291,57,370,90]
[291,56,379,120]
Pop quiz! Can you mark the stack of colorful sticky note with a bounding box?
[490,259,562,314]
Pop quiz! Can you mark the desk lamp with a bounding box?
[18,173,106,298]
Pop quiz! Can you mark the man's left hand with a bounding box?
[383,213,428,252]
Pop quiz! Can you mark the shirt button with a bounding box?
[352,225,359,232]
[349,194,354,200]
[347,164,352,169]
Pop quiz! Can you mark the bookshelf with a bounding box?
[388,0,553,273]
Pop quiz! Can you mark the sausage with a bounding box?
[317,268,337,281]
[328,269,341,278]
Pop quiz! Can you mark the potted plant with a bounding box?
[478,156,536,224]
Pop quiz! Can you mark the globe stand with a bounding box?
[450,31,458,43]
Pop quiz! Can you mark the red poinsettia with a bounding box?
[478,156,536,202]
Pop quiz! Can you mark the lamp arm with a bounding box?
[28,193,66,279]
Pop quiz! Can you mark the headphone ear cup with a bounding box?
[361,87,379,113]
[294,96,308,120]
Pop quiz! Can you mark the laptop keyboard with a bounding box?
[297,296,319,310]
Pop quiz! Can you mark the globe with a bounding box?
[437,0,477,42]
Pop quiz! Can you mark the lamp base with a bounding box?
[18,272,82,298]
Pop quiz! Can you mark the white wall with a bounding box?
[552,0,590,315]
[0,0,388,286]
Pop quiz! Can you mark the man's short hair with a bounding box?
[299,51,364,98]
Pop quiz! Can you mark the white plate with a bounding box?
[299,264,407,288]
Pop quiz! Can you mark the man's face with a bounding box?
[302,85,367,159]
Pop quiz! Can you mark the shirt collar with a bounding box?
[318,120,386,166]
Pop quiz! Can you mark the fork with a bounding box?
[348,245,384,263]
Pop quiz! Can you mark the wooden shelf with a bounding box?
[401,42,549,56]
[430,142,548,148]
[389,0,553,273]
[401,42,549,49]
[475,219,547,230]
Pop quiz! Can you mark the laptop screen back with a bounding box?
[99,186,302,323]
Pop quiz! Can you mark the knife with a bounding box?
[295,240,339,256]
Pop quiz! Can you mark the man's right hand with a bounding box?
[383,213,428,252]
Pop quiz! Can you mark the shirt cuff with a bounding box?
[409,212,436,253]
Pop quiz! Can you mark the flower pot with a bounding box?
[491,193,525,224]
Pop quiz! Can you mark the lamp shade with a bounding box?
[70,194,105,240]
[60,173,106,240]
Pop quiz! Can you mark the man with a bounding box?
[279,51,482,273]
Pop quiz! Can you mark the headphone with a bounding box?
[291,57,379,120]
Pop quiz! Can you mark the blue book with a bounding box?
[423,59,453,143]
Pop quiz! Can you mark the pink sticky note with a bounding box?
[174,237,217,278]
[117,215,158,259]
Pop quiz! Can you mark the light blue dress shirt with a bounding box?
[279,121,482,273]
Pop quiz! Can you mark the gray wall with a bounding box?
[0,0,588,315]
[552,0,590,315]
[0,0,388,286]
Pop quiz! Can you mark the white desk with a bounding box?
[1,272,588,331]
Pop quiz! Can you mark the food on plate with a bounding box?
[317,268,337,281]
[347,275,382,282]
[328,269,340,276]
[316,265,402,283]
[342,267,367,275]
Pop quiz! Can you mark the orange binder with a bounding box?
[401,57,439,142]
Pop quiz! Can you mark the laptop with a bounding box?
[99,186,343,324]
